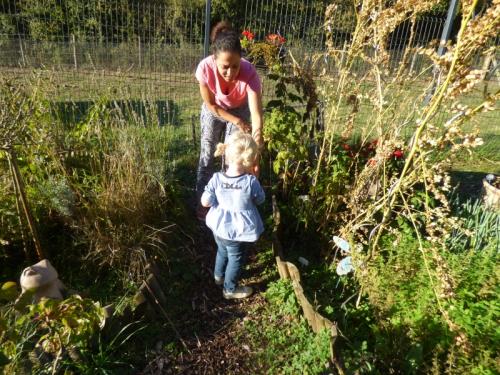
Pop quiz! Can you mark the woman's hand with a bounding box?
[235,119,252,133]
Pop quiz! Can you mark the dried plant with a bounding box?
[77,121,174,281]
[0,77,49,260]
[304,0,499,367]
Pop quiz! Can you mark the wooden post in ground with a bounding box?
[7,150,45,260]
[138,36,142,69]
[18,36,26,67]
[191,115,197,150]
[481,52,497,81]
[72,34,78,70]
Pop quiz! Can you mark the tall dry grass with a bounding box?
[311,0,499,363]
[0,71,191,282]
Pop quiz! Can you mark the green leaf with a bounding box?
[283,105,299,116]
[0,351,10,367]
[266,100,283,110]
[273,160,281,175]
[0,282,18,302]
[287,93,303,103]
[14,290,35,311]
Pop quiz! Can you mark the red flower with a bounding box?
[367,139,378,150]
[393,149,404,159]
[266,33,286,45]
[241,30,254,41]
[342,143,350,151]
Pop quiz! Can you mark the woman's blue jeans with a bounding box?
[213,236,250,292]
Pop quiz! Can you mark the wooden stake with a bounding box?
[18,37,26,67]
[7,149,45,260]
[138,36,142,69]
[72,34,78,70]
[191,115,197,150]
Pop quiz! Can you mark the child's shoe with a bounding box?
[223,286,253,300]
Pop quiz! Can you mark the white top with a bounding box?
[202,172,265,242]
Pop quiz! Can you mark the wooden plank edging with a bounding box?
[275,256,338,336]
[272,195,345,374]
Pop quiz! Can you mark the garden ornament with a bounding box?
[336,256,354,276]
[298,257,309,266]
[482,174,499,210]
[333,236,350,252]
[20,259,65,303]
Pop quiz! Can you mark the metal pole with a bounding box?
[424,0,458,103]
[437,0,459,56]
[203,0,211,57]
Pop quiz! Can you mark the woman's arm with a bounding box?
[199,83,251,132]
[247,90,264,176]
[247,89,264,148]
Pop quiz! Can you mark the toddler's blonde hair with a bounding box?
[215,132,258,169]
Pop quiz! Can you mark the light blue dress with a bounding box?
[202,172,265,242]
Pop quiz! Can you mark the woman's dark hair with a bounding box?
[210,21,241,56]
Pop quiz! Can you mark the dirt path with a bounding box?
[141,222,268,375]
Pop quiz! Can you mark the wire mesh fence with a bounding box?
[0,0,206,142]
[0,0,498,145]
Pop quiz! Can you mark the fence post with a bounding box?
[191,115,197,149]
[71,34,78,70]
[437,0,459,57]
[138,36,142,69]
[18,36,26,67]
[203,0,211,58]
[424,0,458,103]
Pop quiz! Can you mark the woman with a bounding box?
[195,21,264,220]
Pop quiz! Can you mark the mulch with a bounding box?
[141,222,268,375]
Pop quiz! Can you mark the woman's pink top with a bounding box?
[195,55,262,110]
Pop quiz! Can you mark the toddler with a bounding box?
[201,132,265,299]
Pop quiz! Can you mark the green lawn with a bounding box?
[3,66,497,177]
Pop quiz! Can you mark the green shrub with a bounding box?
[0,285,146,375]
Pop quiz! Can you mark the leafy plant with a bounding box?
[1,285,148,375]
[448,197,500,252]
[262,0,499,372]
[1,293,105,374]
[0,77,51,260]
[240,279,332,374]
[63,321,147,375]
